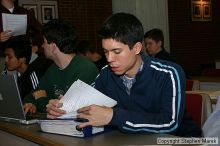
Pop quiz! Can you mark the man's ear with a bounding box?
[133,42,142,55]
[50,42,58,53]
[158,40,162,47]
[51,42,57,48]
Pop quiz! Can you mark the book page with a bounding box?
[2,13,27,36]
[59,80,117,116]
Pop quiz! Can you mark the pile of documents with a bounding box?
[40,80,117,137]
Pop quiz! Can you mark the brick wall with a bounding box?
[57,0,112,48]
[168,0,220,75]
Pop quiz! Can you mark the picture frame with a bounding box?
[203,4,211,18]
[18,0,58,24]
[191,0,212,21]
[192,4,202,18]
[22,4,38,19]
[41,5,56,24]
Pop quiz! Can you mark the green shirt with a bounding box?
[24,55,99,112]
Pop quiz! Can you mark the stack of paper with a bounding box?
[40,119,105,137]
[40,80,116,137]
[58,79,117,118]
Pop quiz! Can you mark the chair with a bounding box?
[185,92,212,128]
[186,79,200,91]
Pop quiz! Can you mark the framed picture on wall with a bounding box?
[41,5,56,23]
[191,0,212,21]
[18,0,58,24]
[203,4,211,18]
[22,4,38,19]
[192,4,202,19]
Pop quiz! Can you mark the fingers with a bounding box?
[77,122,91,129]
[23,104,30,115]
[58,95,63,100]
[3,30,12,34]
[23,103,36,115]
[0,31,13,42]
[46,99,66,119]
[76,112,90,120]
[46,107,66,117]
[47,114,58,119]
[77,106,91,113]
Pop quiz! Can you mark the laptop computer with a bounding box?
[0,74,45,124]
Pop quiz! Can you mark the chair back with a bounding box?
[185,93,212,128]
[186,79,200,91]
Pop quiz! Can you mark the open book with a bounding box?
[58,79,117,118]
[39,80,116,137]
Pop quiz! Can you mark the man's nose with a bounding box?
[106,52,114,62]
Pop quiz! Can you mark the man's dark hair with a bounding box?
[98,13,144,49]
[144,28,164,47]
[4,36,32,64]
[42,19,77,54]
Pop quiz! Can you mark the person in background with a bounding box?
[144,28,173,62]
[46,13,201,137]
[23,19,99,114]
[3,36,47,100]
[0,0,43,56]
[76,40,107,71]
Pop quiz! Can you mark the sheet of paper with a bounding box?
[58,111,77,119]
[59,79,117,114]
[2,13,27,36]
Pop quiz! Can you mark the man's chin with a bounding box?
[111,70,124,76]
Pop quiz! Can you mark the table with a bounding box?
[0,121,174,146]
[189,76,220,91]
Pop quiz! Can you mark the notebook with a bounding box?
[0,74,45,124]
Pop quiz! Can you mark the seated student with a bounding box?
[76,40,107,71]
[3,36,48,100]
[144,28,173,62]
[23,19,99,114]
[46,13,201,137]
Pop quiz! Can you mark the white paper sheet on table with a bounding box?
[2,13,27,36]
[58,79,117,119]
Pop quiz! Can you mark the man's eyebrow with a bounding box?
[103,48,121,51]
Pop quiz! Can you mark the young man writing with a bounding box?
[46,13,201,137]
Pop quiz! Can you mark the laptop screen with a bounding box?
[0,74,26,121]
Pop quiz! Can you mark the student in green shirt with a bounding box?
[23,20,99,113]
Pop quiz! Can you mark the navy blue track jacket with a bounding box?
[93,55,199,135]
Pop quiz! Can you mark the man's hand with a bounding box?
[0,30,13,42]
[76,105,113,129]
[23,103,37,115]
[46,99,66,119]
